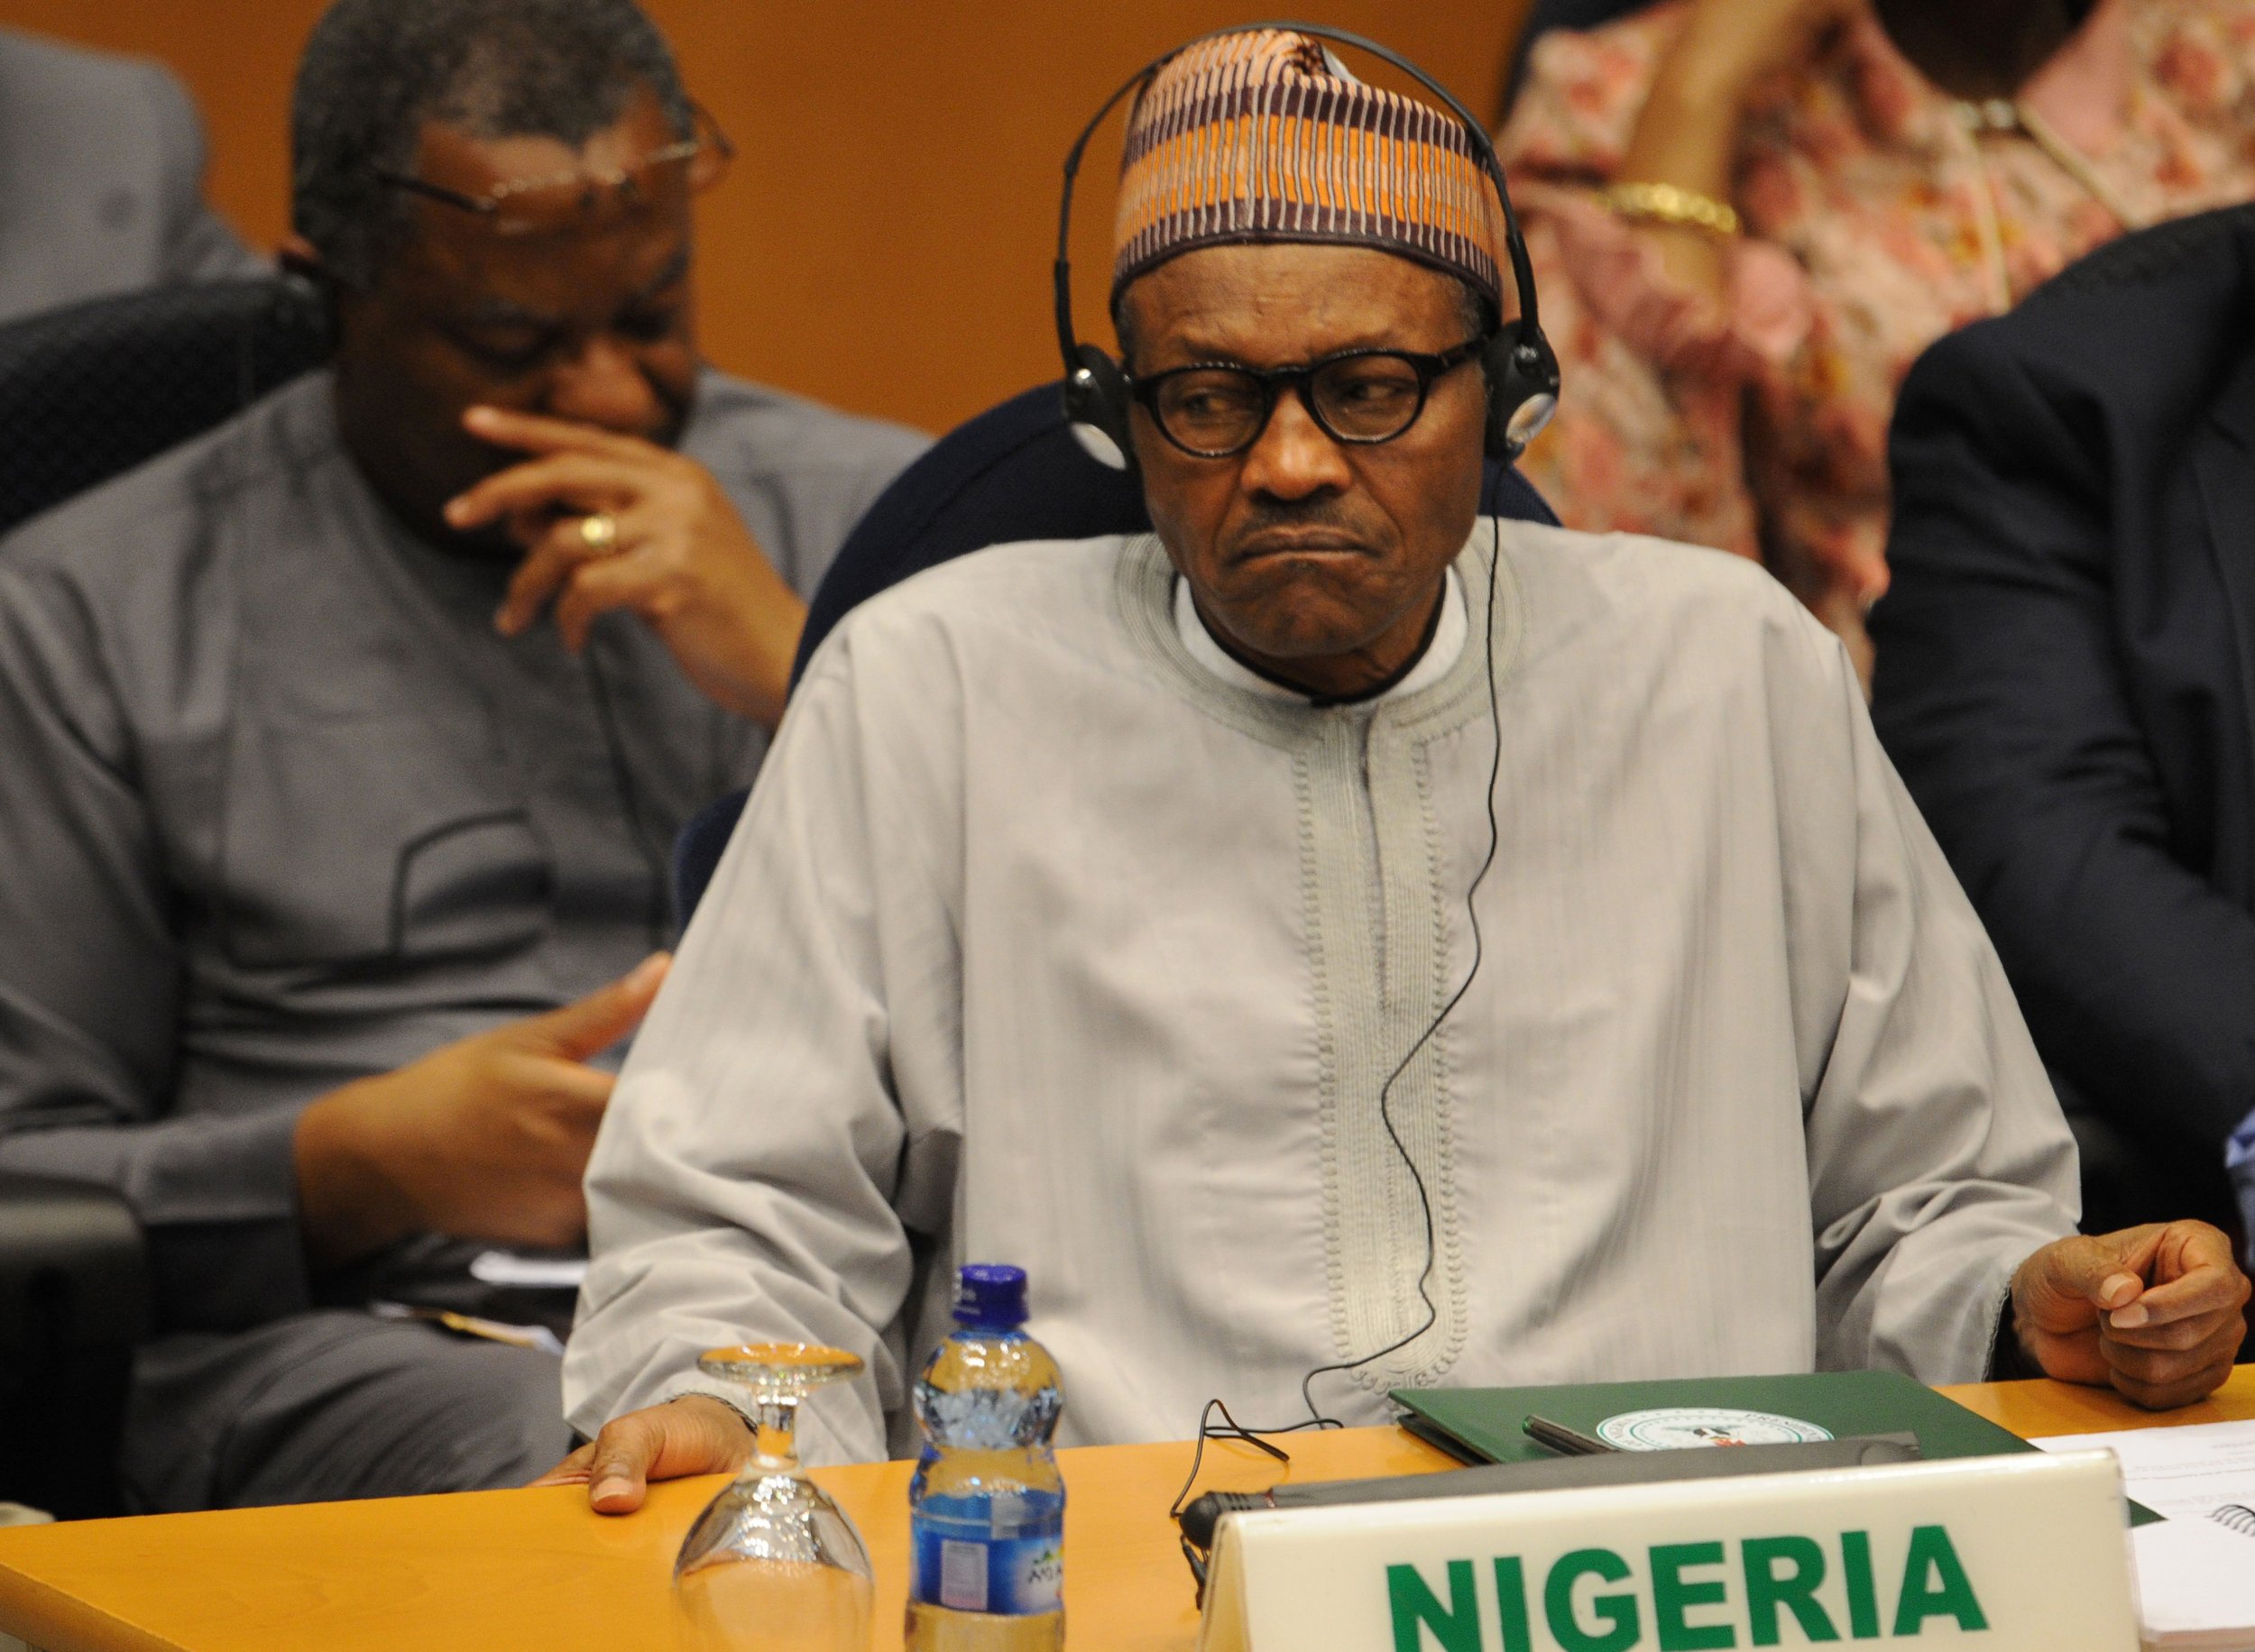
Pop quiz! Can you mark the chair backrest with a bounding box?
[0,276,330,536]
[676,380,1560,922]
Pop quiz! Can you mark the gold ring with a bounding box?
[577,511,621,554]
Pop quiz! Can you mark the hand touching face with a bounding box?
[445,407,806,730]
[324,88,699,554]
[313,90,806,728]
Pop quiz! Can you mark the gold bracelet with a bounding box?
[1600,180,1742,238]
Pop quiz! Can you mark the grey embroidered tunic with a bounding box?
[565,523,2082,1464]
[0,366,925,1505]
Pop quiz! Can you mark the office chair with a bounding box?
[0,274,328,535]
[0,1176,150,1519]
[0,275,327,1516]
[673,379,1560,922]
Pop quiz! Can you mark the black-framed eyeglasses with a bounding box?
[373,104,734,236]
[1128,335,1488,459]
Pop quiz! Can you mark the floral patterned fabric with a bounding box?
[1497,0,2255,660]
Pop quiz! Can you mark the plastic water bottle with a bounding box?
[904,1263,1065,1652]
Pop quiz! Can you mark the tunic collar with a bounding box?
[1171,567,1468,702]
[1116,524,1520,750]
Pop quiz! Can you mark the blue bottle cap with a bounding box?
[953,1263,1027,1327]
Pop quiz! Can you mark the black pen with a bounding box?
[1523,1414,1616,1457]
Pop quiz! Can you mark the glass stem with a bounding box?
[753,1395,800,1474]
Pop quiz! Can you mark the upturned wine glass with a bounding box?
[671,1343,874,1652]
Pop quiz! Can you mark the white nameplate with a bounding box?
[1196,1450,2137,1652]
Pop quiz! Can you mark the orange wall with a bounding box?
[2,0,1530,436]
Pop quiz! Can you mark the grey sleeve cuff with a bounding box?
[149,1105,315,1332]
[0,1104,314,1333]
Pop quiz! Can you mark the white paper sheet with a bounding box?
[2036,1420,2255,1531]
[2036,1421,2255,1649]
[468,1249,589,1289]
[2129,1522,2255,1650]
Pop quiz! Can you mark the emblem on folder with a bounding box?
[1594,1407,1834,1451]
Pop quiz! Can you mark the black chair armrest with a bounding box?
[0,1172,149,1517]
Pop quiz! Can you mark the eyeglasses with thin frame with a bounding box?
[373,104,734,236]
[1129,335,1488,459]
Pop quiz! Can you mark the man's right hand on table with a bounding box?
[533,1395,756,1512]
[291,952,670,1266]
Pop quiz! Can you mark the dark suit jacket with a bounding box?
[1872,204,2255,1225]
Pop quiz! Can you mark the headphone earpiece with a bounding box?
[1063,343,1137,473]
[1481,321,1560,462]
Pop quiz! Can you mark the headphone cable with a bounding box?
[1168,506,1510,1527]
[1296,507,1506,1424]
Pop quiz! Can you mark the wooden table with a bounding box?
[0,1370,2248,1652]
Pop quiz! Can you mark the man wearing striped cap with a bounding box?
[553,30,2246,1498]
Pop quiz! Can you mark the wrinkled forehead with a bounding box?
[1117,243,1472,366]
[408,88,677,205]
[386,95,695,316]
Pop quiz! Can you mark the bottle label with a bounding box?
[910,1518,1064,1616]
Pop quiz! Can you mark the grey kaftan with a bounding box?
[565,524,2083,1464]
[0,367,926,1507]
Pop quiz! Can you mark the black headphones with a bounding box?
[1054,21,1560,473]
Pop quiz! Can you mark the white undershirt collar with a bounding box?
[1172,568,1467,702]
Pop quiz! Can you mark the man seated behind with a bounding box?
[552,31,2247,1502]
[1871,202,2255,1262]
[0,25,266,324]
[0,0,925,1511]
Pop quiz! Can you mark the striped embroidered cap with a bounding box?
[1111,30,1506,309]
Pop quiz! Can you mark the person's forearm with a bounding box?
[723,579,807,733]
[292,1079,419,1270]
[654,561,805,732]
[1615,30,1766,300]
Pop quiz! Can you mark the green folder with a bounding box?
[1391,1369,2160,1524]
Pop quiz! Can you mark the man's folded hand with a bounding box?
[2011,1222,2251,1409]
